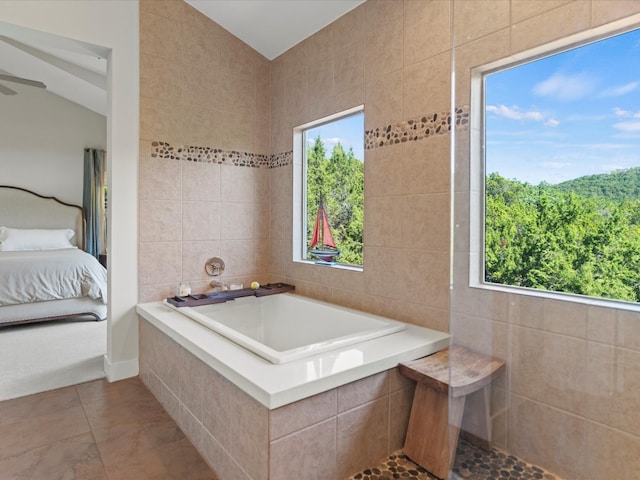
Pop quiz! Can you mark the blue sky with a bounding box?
[486,28,640,185]
[305,111,364,161]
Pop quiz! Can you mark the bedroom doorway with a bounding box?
[0,20,110,401]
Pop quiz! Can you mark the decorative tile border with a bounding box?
[270,151,293,168]
[149,105,470,168]
[365,105,470,150]
[150,141,292,169]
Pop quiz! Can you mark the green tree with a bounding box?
[306,136,364,265]
[485,172,640,302]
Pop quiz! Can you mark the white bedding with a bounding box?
[0,248,107,306]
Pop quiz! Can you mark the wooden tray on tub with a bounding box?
[166,283,295,308]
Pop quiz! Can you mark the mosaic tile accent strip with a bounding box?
[150,106,471,166]
[348,438,562,480]
[364,105,470,150]
[270,150,293,168]
[150,141,292,169]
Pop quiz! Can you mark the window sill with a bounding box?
[294,259,363,273]
[469,280,640,313]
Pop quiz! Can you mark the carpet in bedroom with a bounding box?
[0,317,106,401]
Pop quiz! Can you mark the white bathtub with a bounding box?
[164,293,407,364]
[137,294,449,408]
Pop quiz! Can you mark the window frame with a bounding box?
[468,19,640,311]
[292,105,365,270]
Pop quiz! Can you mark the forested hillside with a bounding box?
[552,167,640,202]
[485,170,640,302]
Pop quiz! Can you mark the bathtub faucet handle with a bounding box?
[205,257,225,277]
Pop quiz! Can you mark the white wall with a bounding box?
[0,0,139,381]
[0,85,106,205]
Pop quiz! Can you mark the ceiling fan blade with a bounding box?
[0,83,17,95]
[0,73,46,89]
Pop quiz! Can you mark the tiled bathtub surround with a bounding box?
[139,0,454,330]
[139,318,417,480]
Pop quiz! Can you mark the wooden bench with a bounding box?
[399,345,505,480]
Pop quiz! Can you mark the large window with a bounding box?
[295,108,364,268]
[481,28,640,303]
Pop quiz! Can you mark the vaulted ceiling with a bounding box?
[185,0,364,60]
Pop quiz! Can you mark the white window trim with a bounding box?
[292,105,364,270]
[468,15,640,312]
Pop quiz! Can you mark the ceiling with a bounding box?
[0,1,363,116]
[0,19,108,115]
[185,0,364,60]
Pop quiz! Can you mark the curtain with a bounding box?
[83,148,106,258]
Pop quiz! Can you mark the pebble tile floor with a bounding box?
[348,439,562,480]
[0,376,561,480]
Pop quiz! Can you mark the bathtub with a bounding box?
[164,293,407,364]
[137,295,450,480]
[137,293,450,408]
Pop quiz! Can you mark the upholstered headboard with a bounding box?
[0,186,85,250]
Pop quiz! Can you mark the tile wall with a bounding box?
[451,1,640,478]
[139,318,416,480]
[139,0,272,302]
[139,0,455,328]
[139,0,640,478]
[268,0,454,333]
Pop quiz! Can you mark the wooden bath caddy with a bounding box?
[166,283,295,308]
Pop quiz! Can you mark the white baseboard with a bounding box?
[103,354,139,382]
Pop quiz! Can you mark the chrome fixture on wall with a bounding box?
[205,257,224,277]
[205,257,227,291]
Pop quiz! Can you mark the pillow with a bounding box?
[0,227,76,251]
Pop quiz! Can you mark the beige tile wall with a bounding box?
[139,0,453,324]
[452,1,640,478]
[139,0,272,302]
[268,0,452,331]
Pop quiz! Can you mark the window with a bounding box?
[479,28,640,304]
[294,107,364,268]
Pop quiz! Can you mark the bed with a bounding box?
[0,185,107,326]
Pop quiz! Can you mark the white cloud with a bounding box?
[324,137,343,145]
[545,118,560,127]
[533,73,597,101]
[486,104,544,122]
[600,81,640,97]
[613,121,640,132]
[542,161,572,169]
[564,113,610,122]
[612,107,640,118]
[581,143,632,150]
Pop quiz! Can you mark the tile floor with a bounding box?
[0,377,214,480]
[0,377,561,480]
